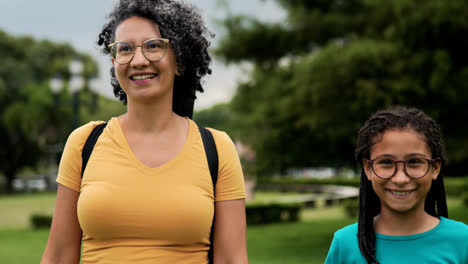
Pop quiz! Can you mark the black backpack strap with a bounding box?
[198,125,219,264]
[198,126,219,186]
[81,123,107,178]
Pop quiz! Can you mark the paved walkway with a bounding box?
[253,183,359,207]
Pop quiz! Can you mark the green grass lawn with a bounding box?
[0,193,55,263]
[0,228,49,264]
[0,192,56,228]
[0,192,466,264]
[248,191,324,204]
[247,218,355,264]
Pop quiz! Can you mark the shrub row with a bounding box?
[246,203,302,225]
[342,198,359,218]
[259,177,360,188]
[444,176,468,196]
[462,192,468,208]
[29,191,463,229]
[30,213,52,229]
[261,176,468,197]
[30,203,302,229]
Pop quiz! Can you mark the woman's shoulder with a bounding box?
[207,127,232,144]
[70,121,107,138]
[66,121,107,147]
[191,120,234,146]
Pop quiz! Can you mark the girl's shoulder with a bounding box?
[438,217,468,237]
[328,222,362,258]
[333,222,359,240]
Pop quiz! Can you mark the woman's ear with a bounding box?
[430,159,442,180]
[175,61,183,76]
[363,159,373,181]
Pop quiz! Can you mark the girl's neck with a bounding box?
[374,209,440,236]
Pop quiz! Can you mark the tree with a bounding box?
[216,0,468,176]
[193,103,236,137]
[0,30,103,192]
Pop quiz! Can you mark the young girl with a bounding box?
[325,106,468,263]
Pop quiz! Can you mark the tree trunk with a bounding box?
[5,172,15,193]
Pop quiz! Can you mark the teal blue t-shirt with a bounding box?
[325,217,468,263]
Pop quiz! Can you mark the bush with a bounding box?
[258,177,361,188]
[342,198,359,218]
[246,203,302,225]
[444,177,468,196]
[30,213,52,229]
[461,192,468,208]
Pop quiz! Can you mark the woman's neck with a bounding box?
[374,208,440,236]
[121,98,178,134]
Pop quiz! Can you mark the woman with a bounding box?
[41,1,248,263]
[325,106,468,263]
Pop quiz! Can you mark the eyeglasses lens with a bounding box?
[372,158,430,178]
[113,42,133,64]
[142,39,166,61]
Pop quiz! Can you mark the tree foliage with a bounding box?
[193,103,236,137]
[0,30,125,192]
[216,0,468,176]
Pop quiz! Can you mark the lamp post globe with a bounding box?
[69,58,84,75]
[50,74,63,94]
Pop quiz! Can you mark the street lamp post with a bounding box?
[50,58,88,129]
[69,60,84,129]
[48,58,98,188]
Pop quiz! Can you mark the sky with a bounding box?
[0,0,285,109]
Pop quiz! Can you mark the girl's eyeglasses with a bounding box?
[366,157,439,179]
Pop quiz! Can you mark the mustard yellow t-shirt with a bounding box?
[57,117,246,263]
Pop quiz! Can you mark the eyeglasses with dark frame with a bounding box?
[108,38,170,64]
[365,157,440,179]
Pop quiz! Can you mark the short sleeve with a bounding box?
[324,233,342,264]
[209,129,246,202]
[325,223,363,264]
[56,121,105,192]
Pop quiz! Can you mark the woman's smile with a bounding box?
[129,72,158,85]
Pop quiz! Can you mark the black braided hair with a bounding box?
[97,0,213,117]
[355,106,448,264]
